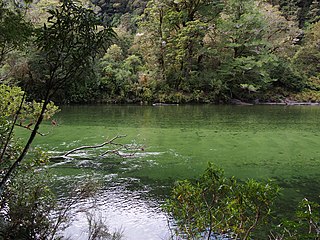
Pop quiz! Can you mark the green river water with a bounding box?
[26,104,320,239]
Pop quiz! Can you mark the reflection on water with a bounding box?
[27,104,320,239]
[57,175,171,240]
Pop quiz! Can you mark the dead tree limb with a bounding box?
[48,135,144,162]
[63,135,128,157]
[100,144,140,158]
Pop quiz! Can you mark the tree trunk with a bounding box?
[0,92,50,193]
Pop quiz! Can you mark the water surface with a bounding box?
[29,104,320,239]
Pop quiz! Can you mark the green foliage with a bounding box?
[0,83,59,182]
[90,0,148,27]
[1,0,115,190]
[98,44,143,102]
[306,0,320,24]
[135,0,223,92]
[214,0,272,98]
[293,21,320,78]
[257,2,301,59]
[268,58,306,92]
[278,0,301,22]
[165,163,280,239]
[1,0,318,104]
[276,0,318,27]
[0,149,56,239]
[0,1,33,63]
[306,76,320,91]
[166,164,320,240]
[27,0,116,101]
[0,84,24,118]
[130,0,308,103]
[0,85,22,163]
[0,84,57,126]
[271,197,320,240]
[291,89,320,102]
[0,84,59,130]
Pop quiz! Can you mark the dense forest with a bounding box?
[1,0,320,104]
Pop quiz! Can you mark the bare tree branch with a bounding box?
[63,135,127,157]
[57,135,144,161]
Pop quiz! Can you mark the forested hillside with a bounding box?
[1,0,320,104]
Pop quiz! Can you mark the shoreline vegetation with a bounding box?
[84,93,320,106]
[151,98,320,106]
[93,99,320,106]
[230,99,320,106]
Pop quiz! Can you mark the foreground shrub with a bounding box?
[165,163,280,239]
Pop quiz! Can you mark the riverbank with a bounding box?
[230,98,320,106]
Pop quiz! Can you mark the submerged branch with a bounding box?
[100,143,141,158]
[61,135,143,159]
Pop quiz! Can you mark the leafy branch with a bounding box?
[0,0,115,192]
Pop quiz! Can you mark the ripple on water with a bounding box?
[62,177,171,240]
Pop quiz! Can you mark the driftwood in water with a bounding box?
[51,135,143,161]
[152,103,179,106]
[63,135,126,157]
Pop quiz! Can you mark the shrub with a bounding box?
[165,163,280,239]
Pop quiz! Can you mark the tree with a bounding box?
[275,0,319,27]
[0,84,59,165]
[259,2,301,58]
[99,44,142,101]
[278,0,301,22]
[133,0,167,83]
[270,198,320,240]
[0,1,33,64]
[293,21,320,78]
[290,21,320,100]
[214,0,274,98]
[0,150,56,239]
[135,0,223,91]
[212,0,307,99]
[306,0,320,24]
[0,83,60,238]
[88,0,148,26]
[0,0,115,191]
[257,1,305,92]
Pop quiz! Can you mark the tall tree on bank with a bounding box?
[215,0,276,98]
[272,0,318,27]
[293,21,320,84]
[213,0,305,99]
[135,0,223,91]
[0,0,115,191]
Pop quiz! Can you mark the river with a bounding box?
[30,104,320,239]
